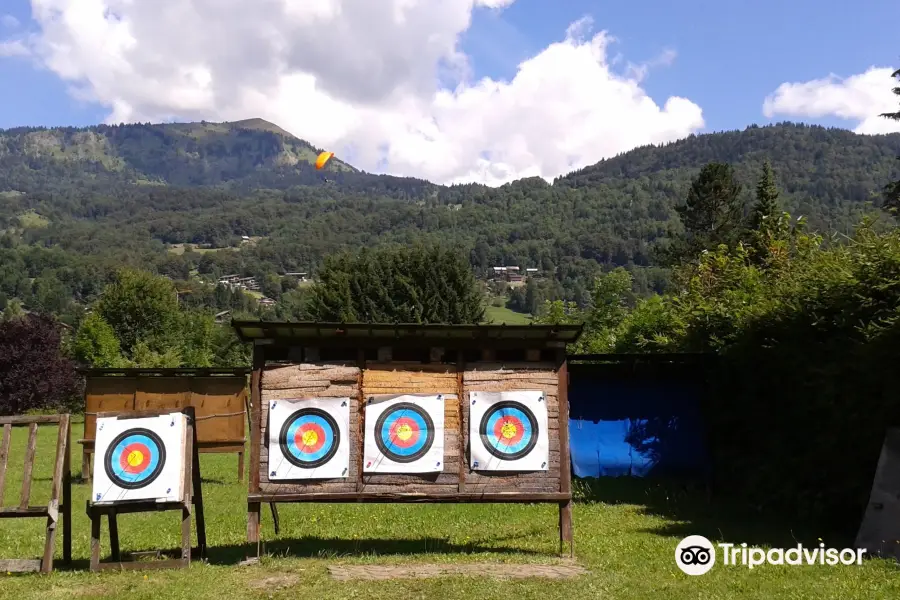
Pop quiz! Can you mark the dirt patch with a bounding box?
[328,562,589,582]
[247,574,302,591]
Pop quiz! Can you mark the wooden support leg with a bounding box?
[81,450,91,483]
[41,515,57,574]
[63,422,72,564]
[559,501,574,558]
[108,512,120,562]
[192,441,207,557]
[181,506,192,565]
[237,451,244,483]
[270,502,281,536]
[248,502,261,546]
[90,512,101,572]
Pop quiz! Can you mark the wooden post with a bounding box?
[63,416,72,564]
[190,406,207,556]
[456,350,466,494]
[557,354,574,558]
[247,345,264,546]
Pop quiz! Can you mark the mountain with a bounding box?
[0,118,357,190]
[1,119,898,322]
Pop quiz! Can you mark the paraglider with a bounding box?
[315,151,334,170]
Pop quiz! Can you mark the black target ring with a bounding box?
[479,400,539,461]
[278,408,341,469]
[103,428,167,490]
[374,402,435,463]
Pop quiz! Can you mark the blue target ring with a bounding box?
[374,402,434,463]
[279,408,340,469]
[479,401,538,461]
[104,428,166,490]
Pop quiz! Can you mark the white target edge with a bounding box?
[91,413,187,504]
[267,397,351,480]
[469,389,549,472]
[363,394,445,474]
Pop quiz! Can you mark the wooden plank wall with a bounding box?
[259,363,360,495]
[360,364,459,494]
[257,360,562,497]
[83,377,246,444]
[462,362,560,494]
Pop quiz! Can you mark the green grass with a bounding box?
[483,305,532,324]
[1,420,898,600]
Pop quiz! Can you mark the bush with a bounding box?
[0,313,83,415]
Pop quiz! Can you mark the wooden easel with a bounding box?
[86,407,207,572]
[0,414,72,573]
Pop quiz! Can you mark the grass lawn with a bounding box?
[483,305,532,324]
[0,420,897,600]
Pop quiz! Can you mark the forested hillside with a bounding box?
[1,119,898,325]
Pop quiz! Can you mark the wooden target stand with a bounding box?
[86,407,207,572]
[0,414,72,574]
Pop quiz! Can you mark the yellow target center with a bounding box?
[500,421,518,440]
[301,430,319,447]
[395,423,414,441]
[126,450,144,467]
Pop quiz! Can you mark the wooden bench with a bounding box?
[0,414,72,573]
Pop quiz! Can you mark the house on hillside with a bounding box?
[259,297,276,307]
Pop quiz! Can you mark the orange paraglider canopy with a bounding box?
[315,151,334,170]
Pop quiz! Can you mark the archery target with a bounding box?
[364,395,444,473]
[267,397,350,480]
[469,390,548,471]
[91,413,187,503]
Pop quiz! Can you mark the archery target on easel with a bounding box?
[469,390,548,471]
[267,397,350,480]
[92,413,187,503]
[364,394,444,474]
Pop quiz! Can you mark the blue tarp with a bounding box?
[568,373,709,478]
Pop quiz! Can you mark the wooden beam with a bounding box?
[0,415,62,425]
[247,492,571,504]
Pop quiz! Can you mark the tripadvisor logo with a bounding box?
[675,535,866,575]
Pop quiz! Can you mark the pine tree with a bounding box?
[750,160,780,232]
[882,68,900,211]
[663,162,745,264]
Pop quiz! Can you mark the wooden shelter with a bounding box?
[233,321,583,556]
[78,368,249,481]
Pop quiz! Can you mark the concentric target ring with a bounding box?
[104,428,166,490]
[479,400,538,460]
[279,408,340,469]
[374,402,435,463]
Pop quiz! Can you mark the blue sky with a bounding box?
[463,0,899,132]
[0,0,897,183]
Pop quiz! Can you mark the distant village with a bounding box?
[215,272,309,308]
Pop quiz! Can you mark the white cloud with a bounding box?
[0,40,28,57]
[18,0,704,185]
[763,67,900,135]
[1,14,20,29]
